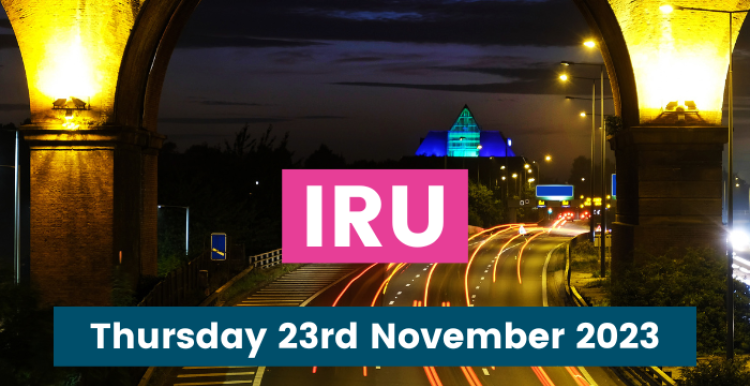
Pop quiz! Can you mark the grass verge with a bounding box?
[220,263,303,305]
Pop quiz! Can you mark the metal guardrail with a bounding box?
[249,249,282,269]
[642,367,676,386]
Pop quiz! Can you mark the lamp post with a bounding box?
[564,86,596,240]
[1,127,20,284]
[562,60,609,243]
[671,3,750,362]
[505,138,511,217]
[477,144,482,182]
[158,205,190,256]
[524,162,531,198]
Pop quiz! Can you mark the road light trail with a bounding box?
[424,263,438,306]
[531,366,557,386]
[464,224,526,305]
[493,234,524,283]
[371,263,407,306]
[329,263,378,379]
[465,229,506,305]
[564,366,591,386]
[423,366,443,386]
[460,366,483,386]
[468,223,515,241]
[332,263,377,307]
[517,231,544,284]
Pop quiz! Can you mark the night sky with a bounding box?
[3,0,750,181]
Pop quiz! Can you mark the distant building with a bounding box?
[415,105,515,158]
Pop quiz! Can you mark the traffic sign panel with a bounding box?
[536,185,574,201]
[211,233,227,261]
[612,174,617,199]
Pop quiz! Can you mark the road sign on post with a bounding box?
[536,185,574,201]
[211,233,227,261]
[611,174,617,199]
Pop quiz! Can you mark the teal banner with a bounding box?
[54,307,695,367]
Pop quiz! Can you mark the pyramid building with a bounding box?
[416,105,515,158]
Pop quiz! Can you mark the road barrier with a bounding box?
[138,244,247,307]
[249,249,282,269]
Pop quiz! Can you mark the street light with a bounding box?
[158,205,190,255]
[563,75,597,240]
[672,3,750,361]
[476,144,483,181]
[561,57,609,277]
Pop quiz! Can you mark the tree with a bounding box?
[468,181,504,227]
[158,125,297,274]
[609,248,750,355]
[678,357,750,386]
[304,144,345,169]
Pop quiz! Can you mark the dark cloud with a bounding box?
[332,81,555,94]
[177,34,326,48]
[182,0,589,48]
[330,61,617,95]
[193,100,268,106]
[298,115,348,119]
[159,117,290,124]
[443,66,554,80]
[334,56,385,63]
[159,115,346,124]
[270,50,316,64]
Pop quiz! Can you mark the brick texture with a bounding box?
[30,149,115,306]
[611,126,727,272]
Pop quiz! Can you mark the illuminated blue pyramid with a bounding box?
[447,105,481,157]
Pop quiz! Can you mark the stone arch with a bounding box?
[114,0,202,131]
[570,0,639,128]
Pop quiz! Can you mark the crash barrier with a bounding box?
[138,244,247,307]
[249,248,282,269]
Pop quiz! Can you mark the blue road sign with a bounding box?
[211,233,227,261]
[612,174,617,199]
[536,185,574,201]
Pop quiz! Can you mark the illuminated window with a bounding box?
[447,106,481,157]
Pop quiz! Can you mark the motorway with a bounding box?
[248,221,630,386]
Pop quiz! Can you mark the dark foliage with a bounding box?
[158,125,297,273]
[0,268,137,385]
[468,180,504,227]
[608,249,750,355]
[304,144,346,169]
[678,357,750,386]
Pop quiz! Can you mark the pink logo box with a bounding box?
[282,169,468,263]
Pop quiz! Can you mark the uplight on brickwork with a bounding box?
[608,0,747,125]
[2,0,144,127]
